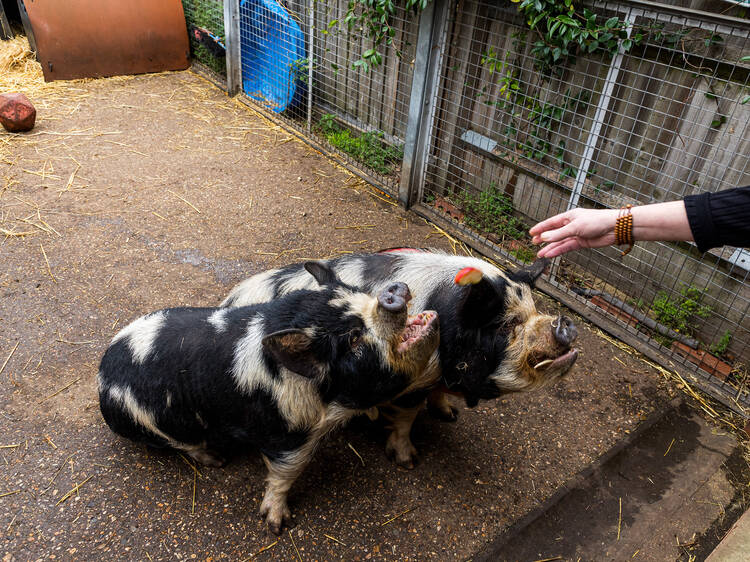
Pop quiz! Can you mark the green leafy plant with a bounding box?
[510,244,536,263]
[512,0,642,74]
[186,1,226,75]
[489,84,589,173]
[339,0,428,72]
[458,183,527,240]
[651,285,711,337]
[710,330,732,357]
[317,114,403,174]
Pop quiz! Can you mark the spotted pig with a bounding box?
[221,249,579,467]
[98,261,439,534]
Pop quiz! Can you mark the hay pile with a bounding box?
[0,36,45,94]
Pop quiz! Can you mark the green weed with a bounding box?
[458,184,527,240]
[651,285,711,337]
[183,0,226,75]
[710,330,732,357]
[317,114,403,175]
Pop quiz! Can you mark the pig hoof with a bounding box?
[266,516,289,536]
[385,438,418,469]
[427,402,459,422]
[260,498,291,536]
[188,449,225,467]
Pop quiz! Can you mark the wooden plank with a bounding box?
[381,14,406,136]
[393,17,419,139]
[430,0,484,196]
[446,2,491,195]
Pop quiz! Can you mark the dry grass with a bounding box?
[0,36,44,94]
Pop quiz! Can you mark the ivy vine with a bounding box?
[340,0,644,73]
[512,0,641,74]
[341,0,429,72]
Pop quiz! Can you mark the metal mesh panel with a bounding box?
[237,0,419,197]
[182,0,227,80]
[421,0,750,413]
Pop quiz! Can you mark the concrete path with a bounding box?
[476,401,749,561]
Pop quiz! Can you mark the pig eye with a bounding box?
[348,329,363,347]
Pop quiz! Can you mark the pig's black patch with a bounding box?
[100,286,414,463]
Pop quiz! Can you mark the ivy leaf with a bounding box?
[353,59,369,72]
[741,95,750,105]
[557,15,577,26]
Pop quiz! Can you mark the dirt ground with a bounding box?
[0,64,743,560]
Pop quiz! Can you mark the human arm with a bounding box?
[529,201,693,258]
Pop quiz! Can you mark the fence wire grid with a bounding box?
[185,0,750,415]
[182,0,228,81]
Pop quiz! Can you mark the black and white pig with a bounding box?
[221,249,579,467]
[98,262,439,534]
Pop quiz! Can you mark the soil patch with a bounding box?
[0,61,740,560]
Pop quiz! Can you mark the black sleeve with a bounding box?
[683,186,750,253]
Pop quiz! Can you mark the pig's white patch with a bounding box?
[112,311,166,364]
[96,371,106,393]
[108,384,170,441]
[232,317,327,431]
[330,288,376,319]
[503,282,537,323]
[333,258,366,288]
[231,316,269,394]
[221,268,279,307]
[280,269,321,294]
[389,251,510,310]
[109,385,208,455]
[207,309,228,333]
[165,391,173,408]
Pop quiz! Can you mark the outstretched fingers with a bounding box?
[536,237,586,258]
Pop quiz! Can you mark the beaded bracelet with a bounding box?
[614,204,634,256]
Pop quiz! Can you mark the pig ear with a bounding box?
[304,261,338,287]
[507,258,549,287]
[456,275,504,329]
[262,329,322,378]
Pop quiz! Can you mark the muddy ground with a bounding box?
[0,68,740,560]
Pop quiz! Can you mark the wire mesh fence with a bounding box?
[181,0,750,414]
[420,0,750,413]
[233,0,420,197]
[182,0,228,83]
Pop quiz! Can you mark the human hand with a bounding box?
[529,208,619,258]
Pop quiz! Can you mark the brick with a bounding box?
[671,341,732,381]
[590,295,639,327]
[0,92,36,132]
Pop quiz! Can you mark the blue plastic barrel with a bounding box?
[239,0,306,113]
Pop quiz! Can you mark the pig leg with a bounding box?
[260,451,312,535]
[382,405,420,469]
[426,389,459,422]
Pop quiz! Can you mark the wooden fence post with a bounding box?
[223,0,241,96]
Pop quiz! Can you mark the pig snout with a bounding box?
[378,282,411,313]
[553,315,577,346]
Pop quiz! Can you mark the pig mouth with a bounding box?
[533,348,579,372]
[397,311,438,354]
